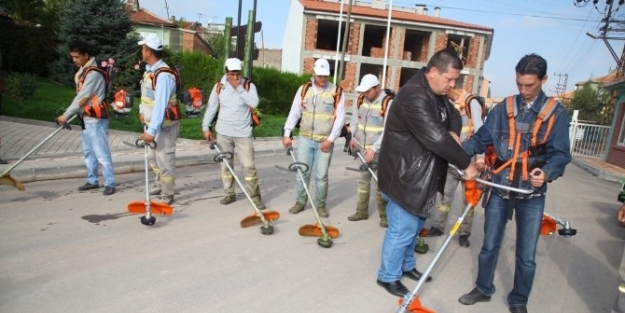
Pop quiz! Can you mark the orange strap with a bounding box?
[494,97,558,183]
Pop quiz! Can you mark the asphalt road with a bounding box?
[0,151,622,313]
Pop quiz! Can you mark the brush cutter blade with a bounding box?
[540,215,557,236]
[298,223,340,238]
[127,201,173,215]
[398,296,436,313]
[0,173,25,191]
[240,211,281,228]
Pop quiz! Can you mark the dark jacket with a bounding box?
[378,68,472,218]
[463,90,571,197]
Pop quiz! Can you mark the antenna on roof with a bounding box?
[164,0,170,19]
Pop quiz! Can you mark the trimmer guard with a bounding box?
[540,214,557,236]
[240,211,281,228]
[127,201,173,215]
[398,296,436,313]
[298,223,340,238]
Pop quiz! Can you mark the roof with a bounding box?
[299,0,493,33]
[576,70,621,86]
[129,8,176,28]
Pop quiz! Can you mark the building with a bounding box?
[282,0,494,97]
[125,0,212,55]
[593,77,625,168]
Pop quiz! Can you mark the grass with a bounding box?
[3,77,288,139]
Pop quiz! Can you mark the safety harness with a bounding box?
[215,79,261,127]
[78,67,110,119]
[150,67,182,121]
[458,95,486,138]
[299,81,343,121]
[492,96,558,185]
[355,90,393,117]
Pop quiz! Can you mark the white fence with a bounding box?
[569,111,611,159]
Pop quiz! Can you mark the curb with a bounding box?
[571,157,623,183]
[2,144,290,184]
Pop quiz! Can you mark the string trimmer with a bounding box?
[126,138,173,226]
[211,142,279,235]
[0,115,78,191]
[275,148,339,248]
[396,164,534,313]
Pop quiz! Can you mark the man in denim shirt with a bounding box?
[458,54,572,313]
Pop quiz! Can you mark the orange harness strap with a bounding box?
[493,97,557,183]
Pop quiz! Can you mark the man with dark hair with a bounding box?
[57,40,116,195]
[138,34,180,205]
[375,48,478,297]
[458,53,572,313]
[202,58,266,209]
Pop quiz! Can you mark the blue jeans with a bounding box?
[82,119,115,187]
[378,194,426,282]
[475,193,545,306]
[295,136,333,208]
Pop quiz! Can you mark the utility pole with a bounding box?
[553,73,568,96]
[338,0,354,82]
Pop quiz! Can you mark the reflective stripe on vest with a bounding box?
[299,82,340,141]
[356,92,388,149]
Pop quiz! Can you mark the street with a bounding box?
[0,149,623,313]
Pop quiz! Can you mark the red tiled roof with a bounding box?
[576,70,621,86]
[299,0,493,32]
[129,8,176,27]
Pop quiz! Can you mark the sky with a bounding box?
[139,0,624,98]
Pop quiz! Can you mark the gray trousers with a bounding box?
[355,153,386,218]
[216,135,262,201]
[148,122,180,197]
[430,166,474,236]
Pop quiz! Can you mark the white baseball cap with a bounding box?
[356,74,381,92]
[138,34,163,51]
[313,58,330,76]
[225,58,243,71]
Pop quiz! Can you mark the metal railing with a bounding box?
[569,121,611,159]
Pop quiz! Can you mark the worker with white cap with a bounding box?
[347,74,394,227]
[282,58,346,218]
[138,34,181,205]
[202,58,266,210]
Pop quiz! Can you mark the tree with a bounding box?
[49,0,141,95]
[206,33,232,59]
[569,82,614,125]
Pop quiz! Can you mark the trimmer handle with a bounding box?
[134,138,156,149]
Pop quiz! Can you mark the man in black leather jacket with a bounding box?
[376,49,478,297]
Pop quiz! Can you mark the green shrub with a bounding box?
[252,67,310,115]
[6,72,38,101]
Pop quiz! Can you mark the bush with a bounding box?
[252,67,311,115]
[6,72,38,101]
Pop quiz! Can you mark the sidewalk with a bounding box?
[1,116,624,184]
[0,116,288,183]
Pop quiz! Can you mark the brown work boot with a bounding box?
[289,202,306,214]
[348,211,369,221]
[220,194,236,205]
[317,207,329,218]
